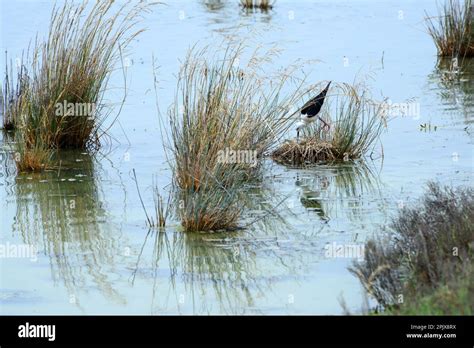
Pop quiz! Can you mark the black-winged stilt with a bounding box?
[296,81,331,141]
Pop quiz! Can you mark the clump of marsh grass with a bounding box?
[272,82,387,166]
[174,181,244,232]
[1,0,153,172]
[13,141,53,173]
[350,182,474,314]
[240,0,274,11]
[425,0,474,58]
[166,42,310,232]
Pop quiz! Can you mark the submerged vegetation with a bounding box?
[165,43,310,232]
[0,0,152,172]
[272,82,387,166]
[425,0,474,58]
[350,182,474,315]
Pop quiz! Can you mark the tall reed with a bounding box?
[425,0,474,58]
[1,0,152,172]
[0,52,29,131]
[152,185,172,229]
[325,83,387,160]
[166,43,309,232]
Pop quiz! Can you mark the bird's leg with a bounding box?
[318,116,330,132]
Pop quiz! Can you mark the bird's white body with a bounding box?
[295,112,330,141]
[296,113,315,131]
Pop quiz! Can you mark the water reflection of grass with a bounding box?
[140,161,384,318]
[201,0,227,12]
[134,230,267,314]
[294,161,384,222]
[135,189,311,314]
[12,151,124,307]
[240,0,274,11]
[241,182,294,236]
[429,58,474,121]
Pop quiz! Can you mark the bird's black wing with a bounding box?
[301,81,331,117]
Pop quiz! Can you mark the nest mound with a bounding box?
[271,138,334,166]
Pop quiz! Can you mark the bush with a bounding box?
[350,182,474,314]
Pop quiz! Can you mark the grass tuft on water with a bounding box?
[1,0,152,172]
[165,41,309,232]
[272,82,387,166]
[425,0,474,58]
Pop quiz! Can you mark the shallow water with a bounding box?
[0,0,473,314]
